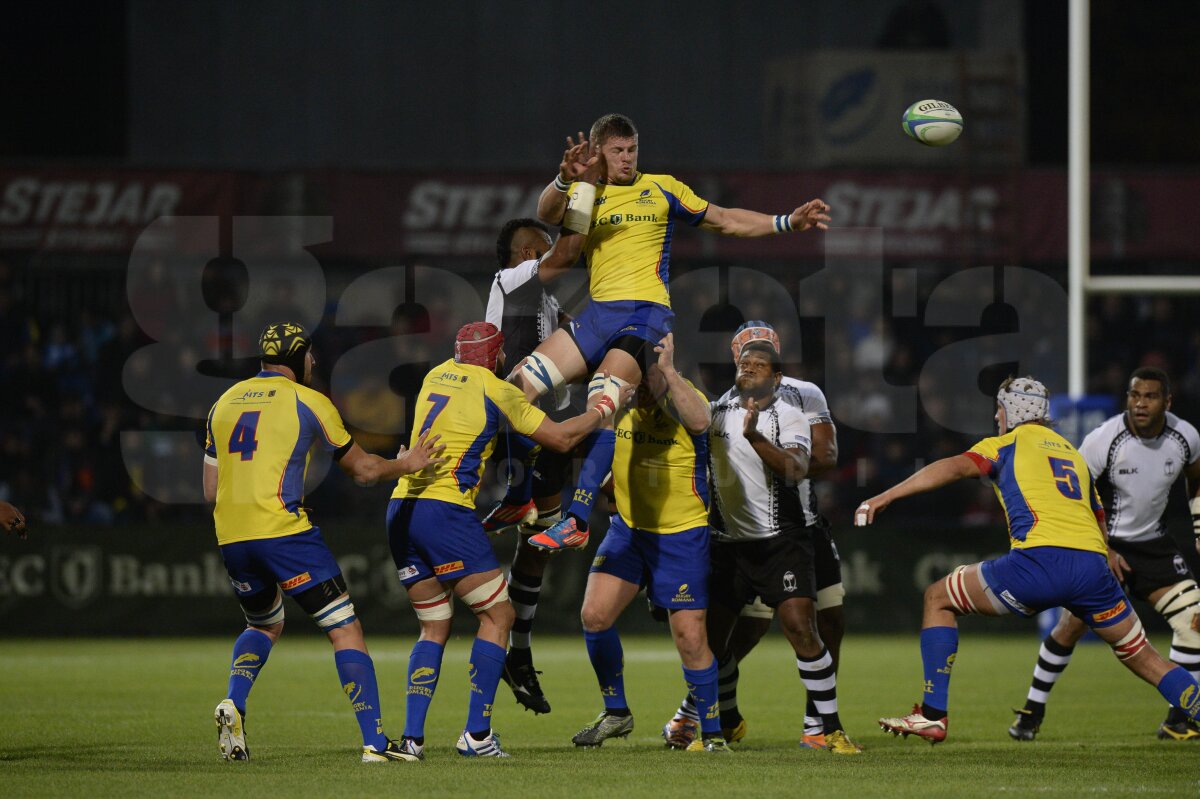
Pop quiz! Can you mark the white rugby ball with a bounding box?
[902,99,963,147]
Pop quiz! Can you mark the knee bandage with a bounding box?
[411,590,453,622]
[588,374,630,420]
[945,565,981,615]
[1112,617,1149,661]
[311,595,357,631]
[1154,580,1200,648]
[563,183,597,234]
[520,352,566,400]
[243,589,285,627]
[462,575,509,613]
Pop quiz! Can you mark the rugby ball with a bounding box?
[902,100,963,147]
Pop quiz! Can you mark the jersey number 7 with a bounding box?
[421,393,451,435]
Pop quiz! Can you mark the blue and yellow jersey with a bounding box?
[965,424,1106,555]
[205,372,352,545]
[612,381,709,534]
[393,359,546,508]
[572,172,709,307]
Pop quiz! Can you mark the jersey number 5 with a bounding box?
[1048,456,1082,500]
[229,411,262,461]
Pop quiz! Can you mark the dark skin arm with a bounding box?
[743,397,809,486]
[806,421,838,477]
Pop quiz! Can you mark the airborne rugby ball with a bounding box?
[902,100,963,147]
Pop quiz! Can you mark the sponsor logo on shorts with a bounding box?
[592,555,606,568]
[1174,554,1187,576]
[397,565,420,580]
[433,561,464,576]
[1000,589,1033,615]
[673,583,694,603]
[782,571,797,593]
[1092,599,1127,624]
[281,572,312,590]
[410,666,438,685]
[230,578,253,593]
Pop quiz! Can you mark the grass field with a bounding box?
[1,633,1196,798]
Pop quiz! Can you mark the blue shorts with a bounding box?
[980,547,1133,629]
[590,515,709,610]
[219,527,342,598]
[386,498,499,586]
[568,299,674,371]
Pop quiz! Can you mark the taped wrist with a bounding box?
[554,174,570,192]
[773,213,794,233]
[588,374,629,420]
[563,182,597,234]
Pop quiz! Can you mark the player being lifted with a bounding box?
[481,218,582,714]
[663,321,848,751]
[204,322,446,763]
[858,377,1200,744]
[385,320,631,759]
[1008,367,1200,742]
[491,113,830,552]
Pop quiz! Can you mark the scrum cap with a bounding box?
[997,376,1050,428]
[731,320,781,363]
[259,322,311,377]
[455,322,504,370]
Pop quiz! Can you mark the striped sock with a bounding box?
[716,650,743,727]
[804,698,823,736]
[797,647,841,732]
[675,696,700,724]
[507,568,542,653]
[1024,635,1075,715]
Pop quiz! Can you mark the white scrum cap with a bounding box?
[997,376,1050,428]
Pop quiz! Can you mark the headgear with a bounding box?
[455,322,504,371]
[731,320,781,363]
[259,322,311,379]
[997,376,1050,429]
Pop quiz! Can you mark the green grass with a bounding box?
[1,633,1196,798]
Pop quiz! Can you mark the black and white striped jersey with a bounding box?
[716,377,833,528]
[1078,411,1200,543]
[485,258,566,409]
[709,394,812,541]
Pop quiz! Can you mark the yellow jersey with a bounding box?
[572,172,709,307]
[205,371,353,545]
[612,382,710,534]
[392,359,547,508]
[965,424,1106,555]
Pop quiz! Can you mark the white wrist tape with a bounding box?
[554,174,570,192]
[563,182,596,234]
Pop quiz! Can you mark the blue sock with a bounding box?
[501,434,538,505]
[1158,666,1200,720]
[566,429,615,526]
[919,625,958,714]
[226,628,273,713]
[683,658,720,735]
[466,638,507,736]
[334,649,387,750]
[404,640,445,740]
[584,626,627,711]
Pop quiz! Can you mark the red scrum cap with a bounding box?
[455,322,504,370]
[730,320,781,363]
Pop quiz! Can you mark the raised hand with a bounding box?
[789,198,832,232]
[560,132,599,183]
[742,397,760,438]
[653,333,676,374]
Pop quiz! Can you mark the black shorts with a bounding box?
[1110,535,1195,600]
[490,430,569,499]
[810,517,842,593]
[710,527,817,612]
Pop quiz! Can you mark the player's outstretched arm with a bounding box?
[537,132,594,225]
[337,432,448,487]
[806,422,838,477]
[655,334,710,434]
[855,454,980,526]
[0,501,28,539]
[699,198,831,238]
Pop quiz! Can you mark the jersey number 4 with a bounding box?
[1048,456,1082,500]
[229,411,261,461]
